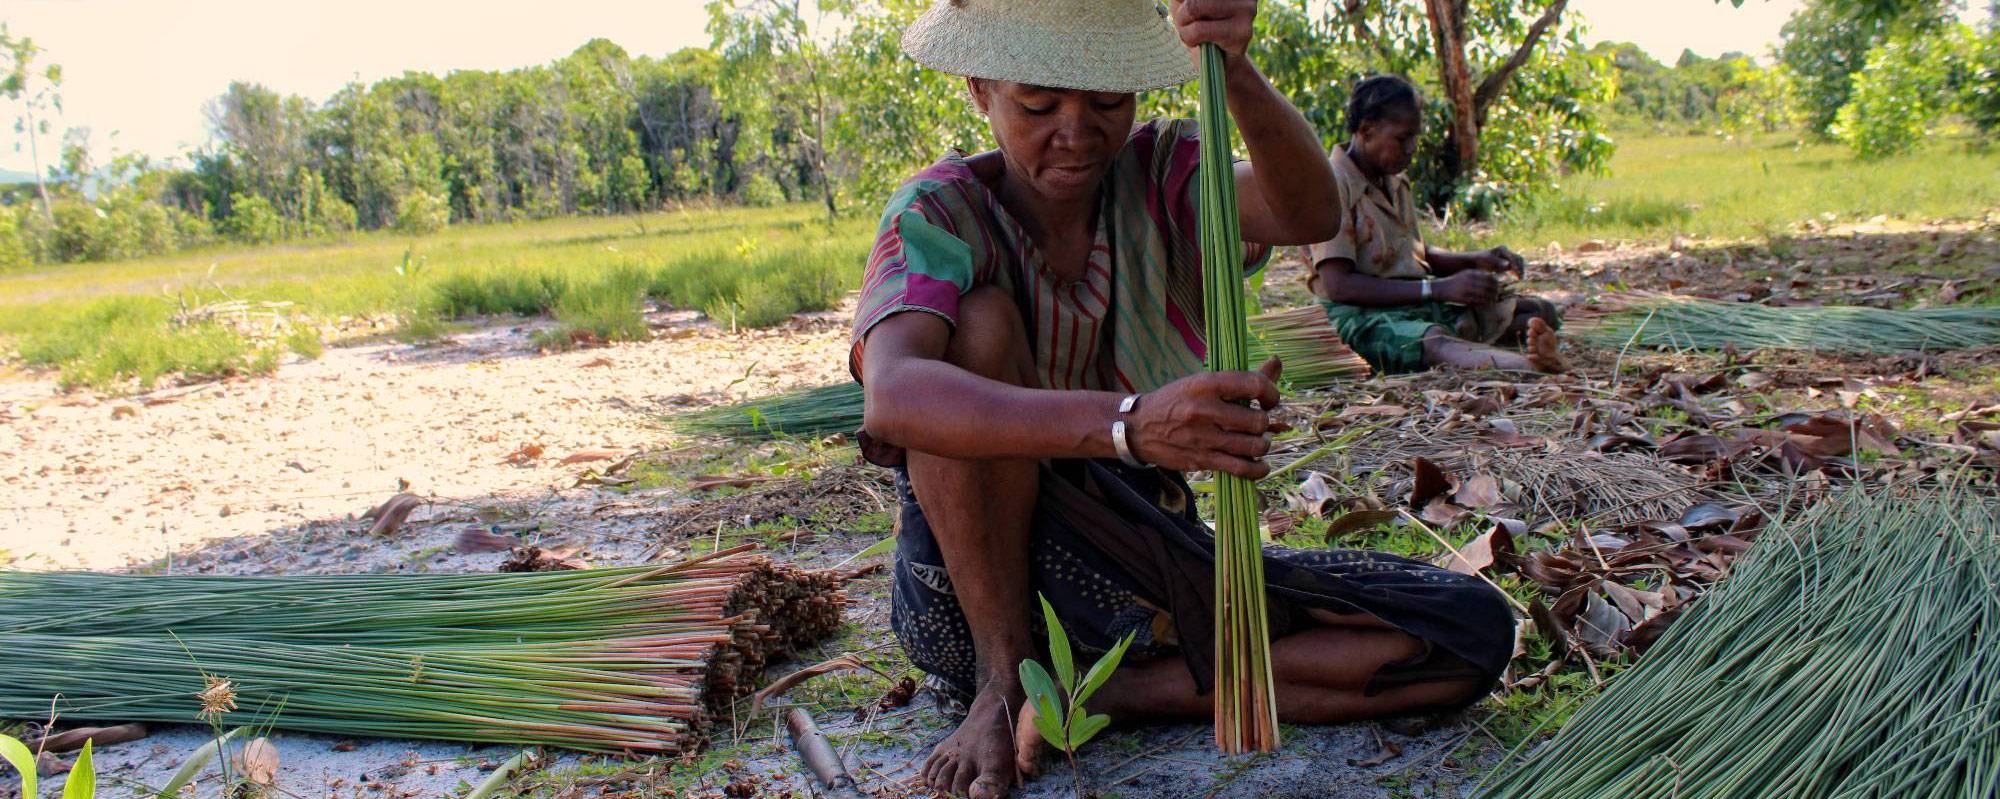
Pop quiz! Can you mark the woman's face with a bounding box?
[970,79,1136,203]
[1352,111,1422,178]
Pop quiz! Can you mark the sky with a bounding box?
[0,0,1944,173]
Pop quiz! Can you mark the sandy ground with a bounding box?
[2,303,1488,799]
[0,311,850,572]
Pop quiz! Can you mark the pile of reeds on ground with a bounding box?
[0,547,843,755]
[1478,485,1999,798]
[1568,291,2000,353]
[669,306,1368,442]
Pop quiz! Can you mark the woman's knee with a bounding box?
[946,286,1031,383]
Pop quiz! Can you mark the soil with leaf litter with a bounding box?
[5,220,1999,799]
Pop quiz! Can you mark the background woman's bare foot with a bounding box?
[1526,317,1566,373]
[922,688,1022,798]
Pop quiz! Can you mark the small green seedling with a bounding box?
[1019,594,1135,796]
[2,733,98,799]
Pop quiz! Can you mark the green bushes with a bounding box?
[1835,24,1978,158]
[410,230,863,337]
[393,189,451,235]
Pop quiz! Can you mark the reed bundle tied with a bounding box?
[1568,291,2000,353]
[1479,486,1999,798]
[1195,42,1279,754]
[0,548,844,755]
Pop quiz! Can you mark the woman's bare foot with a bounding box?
[1525,317,1565,373]
[923,687,1023,798]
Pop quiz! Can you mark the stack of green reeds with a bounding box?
[1195,42,1279,755]
[1569,291,2000,353]
[668,307,1367,442]
[0,548,844,754]
[1478,486,1999,798]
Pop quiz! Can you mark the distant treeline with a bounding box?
[1,0,1992,270]
[0,40,824,267]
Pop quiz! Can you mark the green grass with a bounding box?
[0,204,869,390]
[1434,131,2000,250]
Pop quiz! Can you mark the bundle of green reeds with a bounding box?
[668,307,1367,442]
[1478,486,1999,798]
[1195,42,1279,755]
[1568,291,2000,353]
[0,548,843,754]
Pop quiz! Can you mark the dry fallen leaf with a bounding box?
[1323,509,1400,543]
[1420,499,1471,528]
[559,449,624,465]
[501,442,545,465]
[1443,525,1514,576]
[580,356,615,368]
[30,723,149,754]
[1453,474,1503,510]
[361,493,424,536]
[452,529,519,554]
[750,654,891,715]
[500,544,589,572]
[1292,472,1340,518]
[1410,456,1452,507]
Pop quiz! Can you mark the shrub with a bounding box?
[394,189,450,235]
[738,173,786,208]
[223,193,288,244]
[1834,24,1975,158]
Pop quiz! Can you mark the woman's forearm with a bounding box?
[862,358,1123,462]
[1317,263,1426,308]
[1223,55,1339,244]
[1425,246,1478,277]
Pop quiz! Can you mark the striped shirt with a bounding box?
[851,119,1268,394]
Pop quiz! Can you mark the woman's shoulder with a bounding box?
[875,155,989,230]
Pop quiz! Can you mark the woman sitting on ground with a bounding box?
[1308,75,1565,374]
[854,3,1514,798]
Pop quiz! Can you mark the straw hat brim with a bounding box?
[901,1,1197,94]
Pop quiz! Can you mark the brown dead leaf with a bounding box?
[1262,508,1297,539]
[558,449,624,465]
[361,493,424,536]
[1484,419,1548,449]
[452,529,519,554]
[110,404,139,420]
[1453,474,1503,510]
[501,442,545,465]
[581,356,615,368]
[1601,581,1664,626]
[1443,525,1515,576]
[234,737,280,787]
[1291,472,1341,518]
[1410,456,1452,507]
[1347,734,1403,768]
[30,724,149,754]
[500,545,589,572]
[750,654,892,715]
[1323,509,1400,543]
[1316,404,1408,430]
[1574,590,1633,656]
[1420,499,1471,528]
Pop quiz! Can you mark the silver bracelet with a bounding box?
[1112,393,1148,468]
[1420,277,1434,301]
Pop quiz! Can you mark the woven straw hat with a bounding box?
[902,0,1196,94]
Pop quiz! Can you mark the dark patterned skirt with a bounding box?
[889,459,1515,703]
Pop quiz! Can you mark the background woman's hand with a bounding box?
[1437,271,1501,306]
[1128,357,1282,480]
[1478,246,1526,277]
[1171,0,1259,58]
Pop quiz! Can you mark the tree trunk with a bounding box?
[23,102,54,228]
[1422,0,1481,186]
